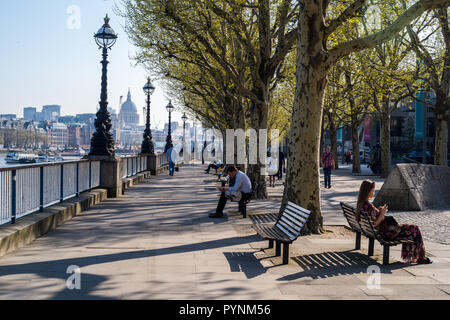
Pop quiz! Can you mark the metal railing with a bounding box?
[121,155,149,178]
[0,160,101,226]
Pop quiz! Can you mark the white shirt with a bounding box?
[228,171,252,193]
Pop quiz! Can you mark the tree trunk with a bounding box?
[282,1,330,234]
[351,119,361,174]
[435,115,448,166]
[247,85,269,199]
[328,112,339,169]
[380,101,391,177]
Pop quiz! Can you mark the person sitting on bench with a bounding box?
[205,160,222,174]
[356,180,432,264]
[209,165,252,218]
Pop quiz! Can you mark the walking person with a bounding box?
[321,145,335,188]
[345,150,351,165]
[267,152,278,188]
[167,143,176,176]
[277,148,285,180]
[210,166,252,218]
[356,180,432,264]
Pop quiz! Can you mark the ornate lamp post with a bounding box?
[164,101,175,152]
[89,15,118,157]
[181,113,188,158]
[141,77,156,154]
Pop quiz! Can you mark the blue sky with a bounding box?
[0,0,185,129]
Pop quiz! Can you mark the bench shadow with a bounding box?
[278,250,407,281]
[223,252,267,279]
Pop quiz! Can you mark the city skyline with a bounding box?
[0,0,188,128]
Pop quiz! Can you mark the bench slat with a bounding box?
[254,224,291,242]
[279,214,304,232]
[276,223,297,240]
[283,208,307,225]
[277,219,300,238]
[286,203,310,220]
[287,201,311,215]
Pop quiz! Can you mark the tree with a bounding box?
[406,8,450,166]
[283,0,449,233]
[121,0,299,198]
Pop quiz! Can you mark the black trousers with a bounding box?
[216,192,252,214]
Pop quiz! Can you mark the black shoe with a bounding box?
[209,212,223,218]
[417,257,433,264]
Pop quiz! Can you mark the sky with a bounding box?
[0,0,187,130]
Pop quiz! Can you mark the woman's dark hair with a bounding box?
[356,180,376,221]
[226,165,237,173]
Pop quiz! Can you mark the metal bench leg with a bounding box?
[355,232,361,250]
[242,203,247,218]
[283,243,289,265]
[268,240,274,249]
[368,238,375,256]
[383,245,390,265]
[275,241,281,256]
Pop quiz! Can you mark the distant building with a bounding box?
[51,123,68,149]
[119,89,140,128]
[67,124,82,148]
[58,115,77,124]
[0,114,17,120]
[76,113,96,124]
[42,105,61,121]
[24,107,37,121]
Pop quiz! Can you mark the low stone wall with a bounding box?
[374,164,450,211]
[0,189,107,258]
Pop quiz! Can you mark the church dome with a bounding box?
[121,89,137,113]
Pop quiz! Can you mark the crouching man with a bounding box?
[209,165,252,218]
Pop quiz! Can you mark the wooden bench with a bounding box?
[253,202,311,264]
[340,202,413,265]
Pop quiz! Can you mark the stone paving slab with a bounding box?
[0,163,449,300]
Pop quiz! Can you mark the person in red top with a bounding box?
[321,145,335,188]
[356,180,432,264]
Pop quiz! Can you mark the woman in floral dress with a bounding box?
[356,180,432,264]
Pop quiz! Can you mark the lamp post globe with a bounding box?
[164,101,174,152]
[141,77,155,155]
[89,15,118,157]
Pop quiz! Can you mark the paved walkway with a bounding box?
[0,164,449,299]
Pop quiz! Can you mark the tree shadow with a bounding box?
[0,234,262,299]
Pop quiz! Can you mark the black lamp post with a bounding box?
[164,101,175,152]
[141,77,156,154]
[181,113,188,157]
[89,15,117,157]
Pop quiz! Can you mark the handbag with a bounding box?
[384,215,398,227]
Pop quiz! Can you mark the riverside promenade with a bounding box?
[0,163,449,300]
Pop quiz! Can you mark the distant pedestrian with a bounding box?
[277,148,285,180]
[167,144,175,176]
[267,152,278,188]
[321,145,335,188]
[345,150,351,165]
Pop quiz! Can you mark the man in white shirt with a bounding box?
[209,165,252,218]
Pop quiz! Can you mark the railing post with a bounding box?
[60,164,64,203]
[39,166,44,212]
[11,170,16,224]
[90,161,93,191]
[132,157,134,176]
[76,162,80,197]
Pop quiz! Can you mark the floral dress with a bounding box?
[362,201,426,263]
